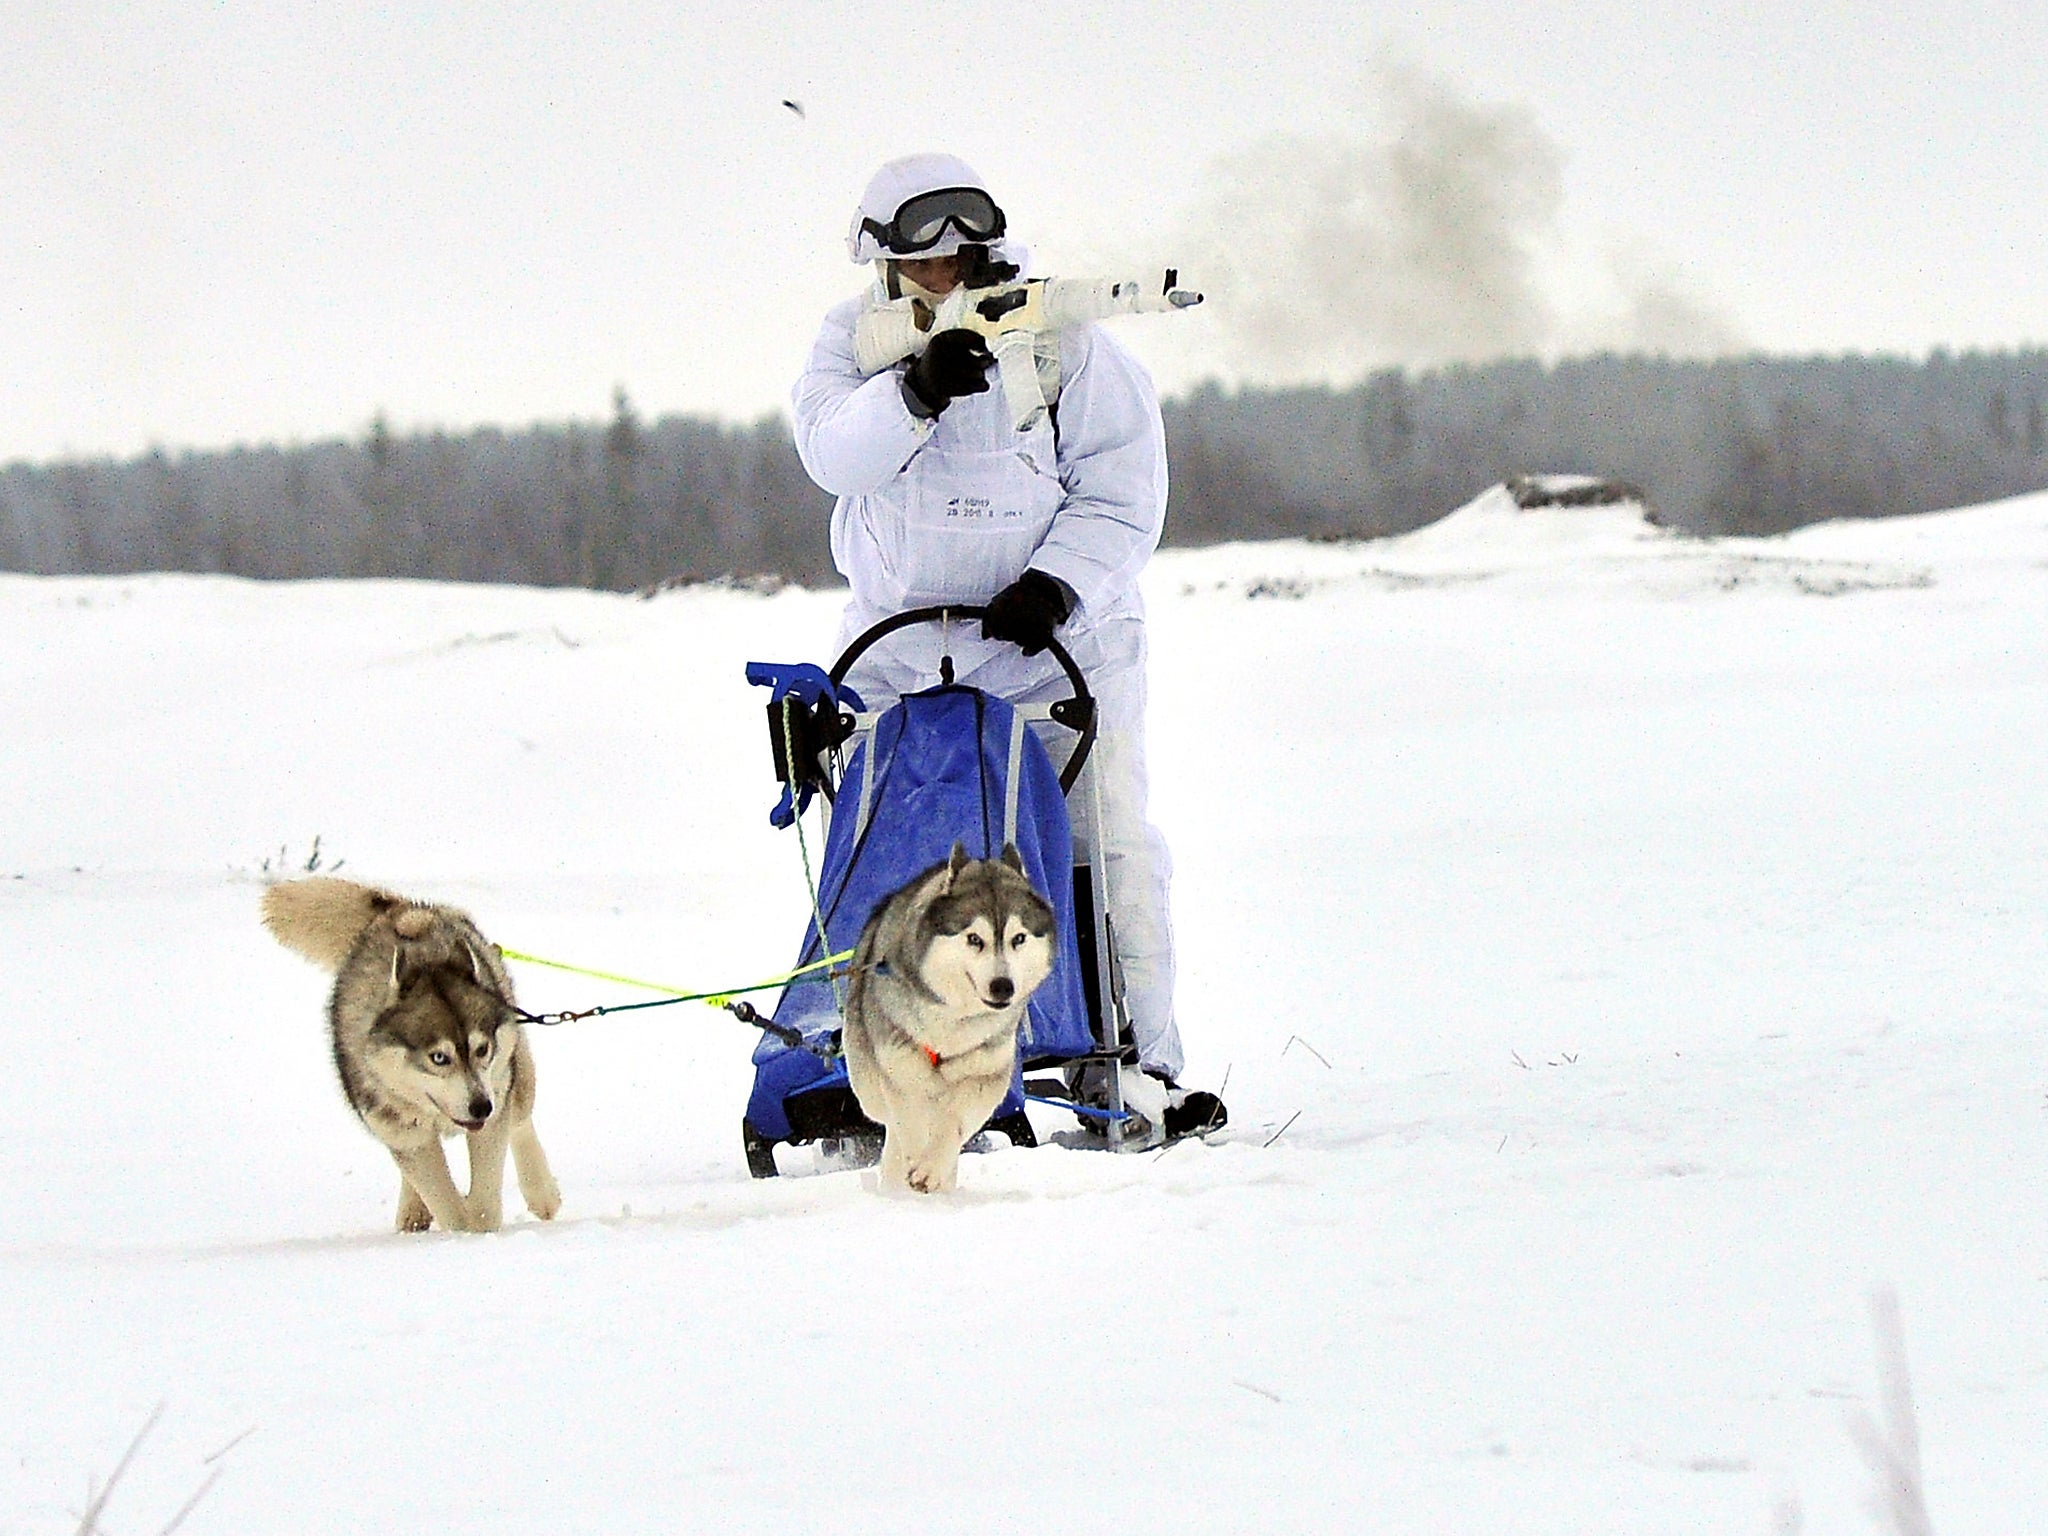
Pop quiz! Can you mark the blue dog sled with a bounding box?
[739,607,1141,1177]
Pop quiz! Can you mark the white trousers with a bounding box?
[838,614,1184,1081]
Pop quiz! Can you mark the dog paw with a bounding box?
[901,1156,958,1195]
[525,1179,562,1222]
[395,1188,433,1232]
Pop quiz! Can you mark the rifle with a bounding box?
[854,258,1203,432]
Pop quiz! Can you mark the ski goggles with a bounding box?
[859,186,1006,255]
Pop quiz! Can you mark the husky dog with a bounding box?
[843,843,1057,1194]
[261,876,562,1233]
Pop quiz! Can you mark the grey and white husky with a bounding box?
[843,843,1057,1194]
[262,876,561,1233]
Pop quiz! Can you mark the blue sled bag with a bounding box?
[743,684,1092,1154]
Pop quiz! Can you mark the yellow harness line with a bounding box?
[498,946,855,1008]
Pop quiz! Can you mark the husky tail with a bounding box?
[261,876,404,973]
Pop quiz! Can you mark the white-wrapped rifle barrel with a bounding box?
[855,271,1203,431]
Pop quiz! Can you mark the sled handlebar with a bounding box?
[827,605,1097,795]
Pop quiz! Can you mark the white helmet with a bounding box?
[845,152,1010,264]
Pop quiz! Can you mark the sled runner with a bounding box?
[740,607,1145,1177]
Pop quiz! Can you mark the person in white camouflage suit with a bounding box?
[790,151,1224,1141]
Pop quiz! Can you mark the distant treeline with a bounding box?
[1172,348,2048,545]
[6,350,2047,588]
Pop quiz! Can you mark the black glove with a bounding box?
[981,569,1073,656]
[902,329,995,417]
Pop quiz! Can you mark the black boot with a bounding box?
[1161,1087,1228,1141]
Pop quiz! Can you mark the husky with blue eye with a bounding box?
[842,843,1057,1194]
[262,877,561,1233]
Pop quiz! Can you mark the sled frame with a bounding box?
[744,608,1137,1174]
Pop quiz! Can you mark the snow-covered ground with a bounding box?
[3,487,2044,1533]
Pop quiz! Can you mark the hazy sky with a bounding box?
[6,1,2046,464]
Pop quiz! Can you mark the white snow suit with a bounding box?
[790,284,1185,1080]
